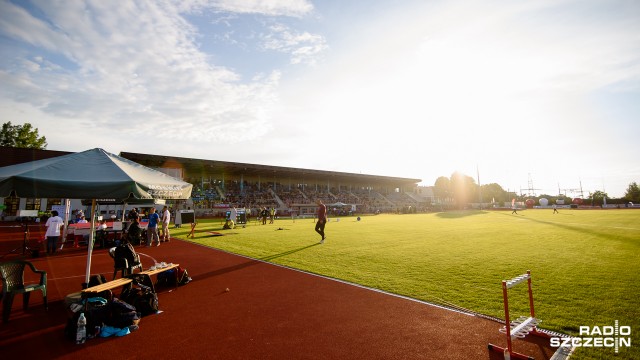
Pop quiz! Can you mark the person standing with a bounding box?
[45,210,64,254]
[315,199,327,244]
[161,206,171,242]
[146,207,161,247]
[269,207,276,224]
[553,204,559,214]
[229,207,238,224]
[260,207,268,225]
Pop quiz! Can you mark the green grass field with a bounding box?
[171,209,640,360]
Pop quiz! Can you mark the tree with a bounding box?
[433,176,451,204]
[588,190,609,206]
[450,172,477,208]
[480,183,508,204]
[624,182,640,203]
[0,122,47,149]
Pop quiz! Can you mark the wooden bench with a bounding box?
[81,277,133,300]
[138,263,180,289]
[80,264,180,300]
[139,263,179,277]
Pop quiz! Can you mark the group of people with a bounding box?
[258,207,276,225]
[128,206,172,247]
[42,206,174,255]
[219,201,328,245]
[43,201,329,255]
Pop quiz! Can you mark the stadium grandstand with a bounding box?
[120,152,430,216]
[0,147,434,219]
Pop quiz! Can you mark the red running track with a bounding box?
[0,230,557,359]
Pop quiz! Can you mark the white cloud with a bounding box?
[207,0,314,17]
[0,0,638,197]
[260,23,327,65]
[0,0,280,142]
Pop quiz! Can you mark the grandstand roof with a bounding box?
[120,152,421,186]
[0,146,72,168]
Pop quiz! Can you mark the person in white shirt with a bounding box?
[161,206,171,242]
[96,220,107,230]
[229,207,238,224]
[45,210,64,254]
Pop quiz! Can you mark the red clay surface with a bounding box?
[1,224,558,359]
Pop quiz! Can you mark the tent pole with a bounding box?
[83,199,97,288]
[60,199,71,250]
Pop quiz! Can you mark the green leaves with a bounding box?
[0,121,47,149]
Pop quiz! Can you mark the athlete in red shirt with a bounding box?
[315,199,327,244]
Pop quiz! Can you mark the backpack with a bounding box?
[121,274,159,317]
[87,274,111,300]
[108,297,141,328]
[64,297,110,341]
[114,244,140,268]
[156,266,192,287]
[88,274,107,287]
[177,267,192,285]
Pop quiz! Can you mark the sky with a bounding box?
[1,0,639,198]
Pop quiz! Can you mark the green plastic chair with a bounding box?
[0,260,48,322]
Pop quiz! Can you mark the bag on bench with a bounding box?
[156,266,192,287]
[121,274,158,317]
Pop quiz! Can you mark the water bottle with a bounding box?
[76,312,87,344]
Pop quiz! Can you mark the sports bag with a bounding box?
[108,297,141,328]
[64,297,110,341]
[121,275,159,316]
[156,266,192,287]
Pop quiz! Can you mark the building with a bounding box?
[1,147,428,219]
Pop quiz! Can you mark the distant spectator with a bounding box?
[229,207,238,224]
[269,207,276,224]
[45,210,64,255]
[161,206,171,242]
[146,207,160,247]
[223,219,235,230]
[128,207,139,221]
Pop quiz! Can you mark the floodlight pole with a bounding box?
[477,165,482,210]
